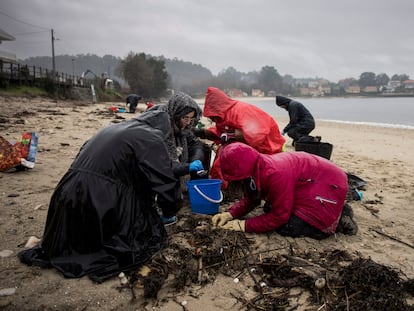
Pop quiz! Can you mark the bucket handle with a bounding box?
[194,184,223,204]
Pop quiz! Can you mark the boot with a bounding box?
[336,204,358,235]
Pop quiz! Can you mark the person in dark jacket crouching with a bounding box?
[148,92,206,224]
[276,95,316,146]
[212,142,358,239]
[18,110,179,282]
[126,93,142,113]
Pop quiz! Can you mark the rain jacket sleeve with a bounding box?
[171,131,205,177]
[140,137,178,210]
[228,170,294,233]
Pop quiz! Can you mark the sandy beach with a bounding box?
[1,96,413,310]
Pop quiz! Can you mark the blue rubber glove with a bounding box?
[189,160,204,172]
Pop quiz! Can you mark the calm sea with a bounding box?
[199,97,414,129]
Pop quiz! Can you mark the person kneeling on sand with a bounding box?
[148,92,207,225]
[18,109,179,282]
[212,142,358,239]
[276,95,316,146]
[193,87,286,195]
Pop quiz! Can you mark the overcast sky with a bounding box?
[1,0,413,82]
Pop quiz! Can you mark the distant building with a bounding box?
[362,86,378,93]
[319,86,331,95]
[388,80,401,88]
[345,86,361,94]
[267,90,276,97]
[403,80,414,89]
[251,89,265,97]
[226,88,244,97]
[0,28,16,62]
[308,81,319,89]
[299,87,310,96]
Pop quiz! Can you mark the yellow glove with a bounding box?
[221,220,246,232]
[212,212,233,227]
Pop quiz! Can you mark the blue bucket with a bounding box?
[186,179,223,215]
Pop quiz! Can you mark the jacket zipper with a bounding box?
[315,196,337,205]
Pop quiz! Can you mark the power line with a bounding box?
[15,30,50,36]
[0,9,49,31]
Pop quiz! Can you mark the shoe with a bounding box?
[336,204,358,235]
[161,215,177,227]
[339,215,358,235]
[336,211,358,235]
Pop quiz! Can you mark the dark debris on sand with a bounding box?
[118,214,414,310]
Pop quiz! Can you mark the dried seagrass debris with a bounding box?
[121,214,414,310]
[231,289,291,310]
[328,258,411,310]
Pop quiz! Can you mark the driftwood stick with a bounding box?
[371,228,414,249]
[236,235,263,294]
[203,246,286,270]
[283,255,326,279]
[197,256,203,283]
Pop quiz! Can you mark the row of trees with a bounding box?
[357,72,409,88]
[118,53,293,97]
[118,52,412,98]
[117,52,168,98]
[21,52,411,98]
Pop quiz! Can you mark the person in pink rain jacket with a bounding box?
[212,142,358,239]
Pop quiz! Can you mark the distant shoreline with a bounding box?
[196,93,414,103]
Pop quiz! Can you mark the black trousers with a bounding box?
[287,126,314,142]
[277,214,330,240]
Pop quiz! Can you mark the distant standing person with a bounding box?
[126,94,142,113]
[276,96,315,146]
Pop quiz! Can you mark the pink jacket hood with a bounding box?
[220,142,261,185]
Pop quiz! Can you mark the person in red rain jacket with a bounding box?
[193,87,286,188]
[211,142,358,239]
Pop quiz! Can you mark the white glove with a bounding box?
[222,220,246,232]
[211,212,233,227]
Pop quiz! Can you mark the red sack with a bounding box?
[0,136,22,171]
[0,132,39,172]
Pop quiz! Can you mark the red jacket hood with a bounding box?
[203,87,286,154]
[203,87,237,120]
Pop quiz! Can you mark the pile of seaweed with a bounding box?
[120,214,414,310]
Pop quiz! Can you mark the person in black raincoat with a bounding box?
[18,109,178,282]
[149,93,206,223]
[276,95,316,145]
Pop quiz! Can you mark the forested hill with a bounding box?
[20,54,213,90]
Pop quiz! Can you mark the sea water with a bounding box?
[250,96,414,129]
[198,96,414,129]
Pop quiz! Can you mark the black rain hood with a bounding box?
[276,95,291,106]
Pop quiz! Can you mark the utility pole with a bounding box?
[72,58,75,77]
[51,29,56,81]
